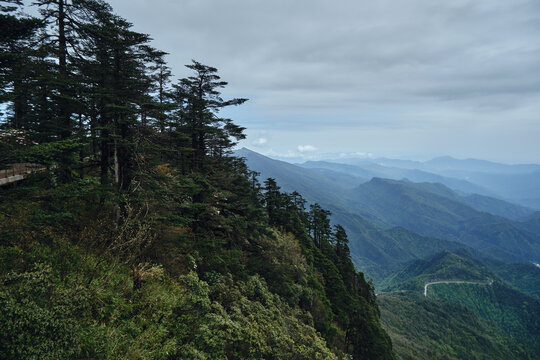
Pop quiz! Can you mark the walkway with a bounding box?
[0,163,45,186]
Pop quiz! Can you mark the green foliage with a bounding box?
[0,1,395,359]
[378,292,533,360]
[0,239,340,360]
[380,251,493,292]
[379,250,540,357]
[0,136,394,359]
[430,282,540,354]
[487,262,540,299]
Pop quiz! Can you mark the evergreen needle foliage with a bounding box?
[0,1,394,359]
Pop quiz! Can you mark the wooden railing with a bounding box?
[0,163,46,186]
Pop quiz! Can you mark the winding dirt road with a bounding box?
[424,279,493,296]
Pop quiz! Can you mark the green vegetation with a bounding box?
[332,209,471,284]
[518,211,540,236]
[378,292,533,360]
[0,231,341,359]
[430,282,540,354]
[0,1,394,359]
[378,251,540,357]
[238,149,540,276]
[486,262,540,299]
[0,169,394,359]
[380,251,493,292]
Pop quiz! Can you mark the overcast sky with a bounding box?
[106,0,540,164]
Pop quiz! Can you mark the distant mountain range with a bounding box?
[237,148,540,276]
[343,177,540,263]
[300,160,493,197]
[329,155,540,209]
[236,148,540,358]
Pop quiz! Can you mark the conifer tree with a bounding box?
[0,1,41,130]
[171,61,247,171]
[80,6,156,190]
[308,203,332,248]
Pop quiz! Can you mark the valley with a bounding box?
[239,147,540,359]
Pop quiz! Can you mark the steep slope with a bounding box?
[239,149,540,276]
[380,251,493,292]
[379,251,540,355]
[328,208,472,283]
[347,178,540,263]
[430,282,540,354]
[378,293,532,360]
[0,155,395,360]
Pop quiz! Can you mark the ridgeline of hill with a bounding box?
[380,251,493,292]
[378,292,534,360]
[379,251,540,356]
[299,160,493,198]
[332,155,540,210]
[238,149,540,280]
[0,2,394,359]
[346,177,540,263]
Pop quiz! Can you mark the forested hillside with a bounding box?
[379,251,540,357]
[0,1,394,359]
[238,148,540,282]
[378,293,533,360]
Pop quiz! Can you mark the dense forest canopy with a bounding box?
[0,1,394,358]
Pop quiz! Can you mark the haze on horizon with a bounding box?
[105,0,540,164]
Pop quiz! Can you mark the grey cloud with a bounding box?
[107,0,540,163]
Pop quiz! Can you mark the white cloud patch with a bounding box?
[339,151,374,158]
[252,137,268,146]
[297,145,318,153]
[265,149,299,158]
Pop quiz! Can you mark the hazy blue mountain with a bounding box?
[235,148,357,206]
[435,170,540,209]
[387,181,533,220]
[346,178,540,263]
[237,148,476,282]
[327,208,472,283]
[460,193,533,220]
[303,160,534,220]
[517,211,540,236]
[334,155,540,209]
[422,157,540,208]
[239,149,540,267]
[424,156,540,174]
[335,155,540,175]
[300,160,492,196]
